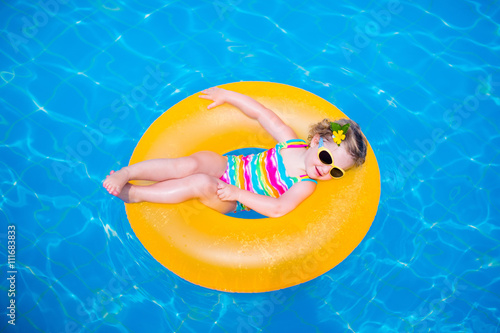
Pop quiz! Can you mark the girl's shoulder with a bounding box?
[277,138,308,149]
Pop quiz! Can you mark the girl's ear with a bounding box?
[311,134,321,147]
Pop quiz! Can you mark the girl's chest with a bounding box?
[280,148,305,179]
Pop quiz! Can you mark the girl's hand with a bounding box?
[199,87,228,109]
[217,181,240,201]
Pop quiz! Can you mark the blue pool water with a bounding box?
[1,0,499,332]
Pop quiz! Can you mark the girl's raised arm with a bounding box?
[199,87,297,143]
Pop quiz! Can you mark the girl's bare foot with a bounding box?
[103,168,130,196]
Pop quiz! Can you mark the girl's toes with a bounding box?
[110,170,115,175]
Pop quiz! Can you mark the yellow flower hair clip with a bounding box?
[330,122,350,146]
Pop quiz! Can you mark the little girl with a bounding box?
[103,87,367,217]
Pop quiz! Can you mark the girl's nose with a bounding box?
[319,165,331,176]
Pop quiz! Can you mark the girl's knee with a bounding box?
[190,151,227,177]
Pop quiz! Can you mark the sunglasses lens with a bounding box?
[330,167,344,178]
[319,150,332,165]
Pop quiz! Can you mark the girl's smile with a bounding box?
[315,166,321,177]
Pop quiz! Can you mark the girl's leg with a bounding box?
[103,151,227,195]
[118,173,237,214]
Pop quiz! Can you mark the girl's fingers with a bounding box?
[207,102,218,109]
[200,87,216,95]
[217,184,228,200]
[199,95,222,109]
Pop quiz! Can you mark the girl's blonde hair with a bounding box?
[307,118,367,167]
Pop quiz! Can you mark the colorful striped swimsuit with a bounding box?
[219,139,318,212]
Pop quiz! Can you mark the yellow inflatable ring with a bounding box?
[125,81,380,293]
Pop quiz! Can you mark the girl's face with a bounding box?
[305,134,355,181]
